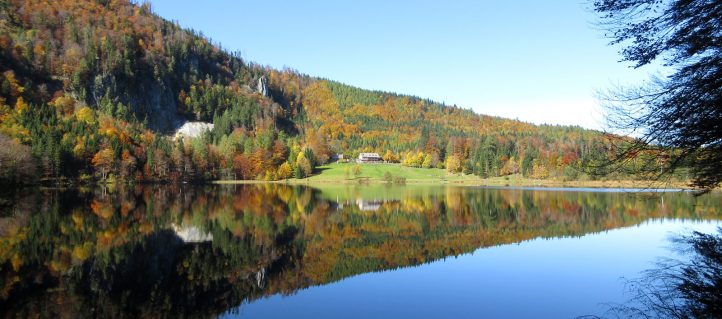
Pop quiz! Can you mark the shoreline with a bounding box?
[214,177,695,190]
[8,174,699,192]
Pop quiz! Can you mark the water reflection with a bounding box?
[0,184,720,318]
[582,228,722,319]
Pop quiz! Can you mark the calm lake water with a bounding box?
[0,184,720,318]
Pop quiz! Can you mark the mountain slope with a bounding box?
[0,0,620,184]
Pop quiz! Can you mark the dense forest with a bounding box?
[0,0,665,185]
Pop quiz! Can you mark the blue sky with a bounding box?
[148,0,659,130]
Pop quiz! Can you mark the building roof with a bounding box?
[358,152,381,158]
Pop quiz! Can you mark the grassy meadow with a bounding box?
[217,162,692,190]
[301,162,475,183]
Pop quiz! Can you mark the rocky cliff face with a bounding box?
[87,73,183,133]
[136,80,184,133]
[257,76,269,97]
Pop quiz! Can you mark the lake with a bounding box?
[0,184,720,318]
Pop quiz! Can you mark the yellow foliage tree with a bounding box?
[75,107,95,124]
[50,95,76,117]
[277,162,293,180]
[422,153,433,168]
[14,97,28,115]
[383,150,399,163]
[296,152,312,178]
[531,159,549,179]
[73,137,86,157]
[445,155,462,173]
[2,70,24,97]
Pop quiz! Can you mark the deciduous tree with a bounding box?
[446,155,462,174]
[277,162,293,180]
[92,148,115,180]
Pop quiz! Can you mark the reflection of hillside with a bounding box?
[0,185,720,317]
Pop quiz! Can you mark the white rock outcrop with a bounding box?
[174,121,214,139]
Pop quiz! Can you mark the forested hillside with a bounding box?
[0,0,634,185]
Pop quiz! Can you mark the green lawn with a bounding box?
[217,162,689,190]
[298,162,477,183]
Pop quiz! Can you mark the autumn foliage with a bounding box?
[0,0,664,184]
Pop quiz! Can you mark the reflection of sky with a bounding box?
[225,219,721,319]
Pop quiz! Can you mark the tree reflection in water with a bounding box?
[0,184,720,318]
[583,229,722,319]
